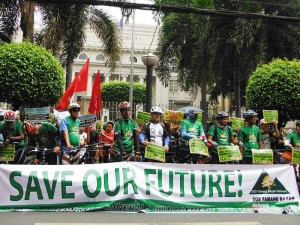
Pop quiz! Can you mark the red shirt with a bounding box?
[99,131,114,145]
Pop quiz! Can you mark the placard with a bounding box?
[292,148,300,164]
[0,144,15,161]
[145,142,165,162]
[136,111,151,124]
[79,114,97,128]
[229,117,245,130]
[164,110,185,123]
[189,138,209,156]
[218,145,242,162]
[263,110,278,123]
[252,149,273,164]
[24,107,50,123]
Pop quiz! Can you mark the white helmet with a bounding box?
[68,102,81,110]
[150,106,163,114]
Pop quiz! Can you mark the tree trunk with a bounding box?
[200,72,207,131]
[20,1,35,42]
[66,59,74,89]
[234,58,241,118]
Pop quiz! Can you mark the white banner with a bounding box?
[0,163,299,213]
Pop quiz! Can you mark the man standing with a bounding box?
[207,111,238,164]
[60,103,81,165]
[139,107,169,161]
[238,110,263,164]
[114,101,140,161]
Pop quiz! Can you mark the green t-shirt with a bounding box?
[0,120,24,149]
[61,116,80,148]
[114,118,138,152]
[286,131,300,148]
[208,124,234,153]
[238,125,262,158]
[179,119,204,146]
[36,122,59,149]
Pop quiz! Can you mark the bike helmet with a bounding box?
[4,110,15,121]
[187,109,199,122]
[243,110,258,119]
[150,106,163,114]
[118,101,131,110]
[216,111,229,120]
[68,102,81,111]
[25,122,36,135]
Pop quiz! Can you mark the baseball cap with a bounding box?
[260,119,268,125]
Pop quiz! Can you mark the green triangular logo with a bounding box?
[250,171,289,194]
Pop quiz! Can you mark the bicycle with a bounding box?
[28,146,59,165]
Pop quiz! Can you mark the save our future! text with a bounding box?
[9,168,243,201]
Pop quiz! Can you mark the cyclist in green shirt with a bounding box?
[60,103,81,165]
[238,110,263,164]
[207,111,238,164]
[0,110,25,163]
[282,121,300,164]
[114,101,140,161]
[179,109,208,163]
[24,121,60,165]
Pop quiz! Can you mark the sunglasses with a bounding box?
[72,109,80,112]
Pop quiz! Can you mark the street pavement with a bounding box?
[0,212,299,225]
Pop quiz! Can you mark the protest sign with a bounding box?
[0,144,15,161]
[136,111,151,124]
[145,142,165,162]
[189,138,209,156]
[218,145,242,162]
[229,117,244,130]
[252,149,273,164]
[24,107,50,123]
[79,114,97,128]
[0,163,299,214]
[263,110,278,123]
[164,110,185,123]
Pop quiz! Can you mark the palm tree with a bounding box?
[40,3,122,88]
[0,1,122,89]
[154,0,214,129]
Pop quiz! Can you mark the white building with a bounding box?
[72,23,209,114]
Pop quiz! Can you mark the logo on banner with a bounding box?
[250,171,289,194]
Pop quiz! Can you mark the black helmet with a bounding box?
[243,110,258,119]
[216,111,229,120]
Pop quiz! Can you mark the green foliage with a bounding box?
[246,58,300,123]
[101,82,146,103]
[0,41,65,109]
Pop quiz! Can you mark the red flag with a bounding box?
[55,58,90,110]
[88,70,102,114]
[74,58,89,92]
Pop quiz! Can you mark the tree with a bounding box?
[0,2,122,89]
[155,0,300,123]
[0,42,65,109]
[154,0,214,129]
[246,58,300,124]
[0,0,35,42]
[39,4,122,88]
[101,82,146,104]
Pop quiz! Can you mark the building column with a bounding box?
[138,75,145,83]
[121,74,128,82]
[104,73,110,83]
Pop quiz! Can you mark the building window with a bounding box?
[169,80,178,92]
[95,54,105,62]
[129,56,137,63]
[170,59,178,73]
[79,53,88,60]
